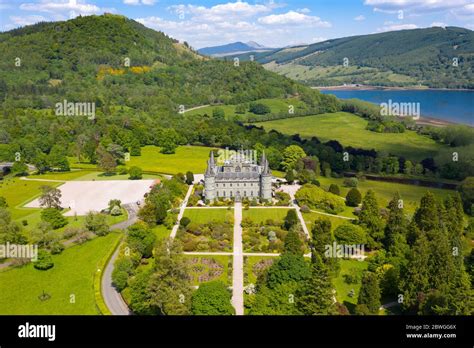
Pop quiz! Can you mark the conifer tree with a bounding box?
[358,190,384,249]
[357,271,381,314]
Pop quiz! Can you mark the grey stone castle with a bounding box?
[204,151,272,201]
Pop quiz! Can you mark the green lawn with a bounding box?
[0,178,62,220]
[71,171,162,181]
[254,112,445,161]
[242,208,291,224]
[302,211,348,232]
[29,170,92,181]
[0,231,122,314]
[151,224,172,242]
[183,208,233,224]
[184,255,232,286]
[332,259,368,312]
[126,145,216,175]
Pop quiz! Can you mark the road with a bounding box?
[232,202,244,315]
[101,203,139,315]
[170,184,194,239]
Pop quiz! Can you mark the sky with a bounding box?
[0,0,473,48]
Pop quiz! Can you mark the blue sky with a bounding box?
[0,0,473,48]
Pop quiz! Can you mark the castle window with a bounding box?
[230,191,233,197]
[223,184,225,187]
[223,191,225,197]
[230,183,232,187]
[216,191,219,196]
[251,191,253,196]
[244,183,246,187]
[244,191,247,197]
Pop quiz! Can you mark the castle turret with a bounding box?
[204,153,216,201]
[260,152,272,200]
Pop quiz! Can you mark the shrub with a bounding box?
[85,212,110,236]
[346,188,362,207]
[343,178,359,188]
[185,171,194,185]
[191,281,235,315]
[40,208,68,229]
[180,216,191,228]
[300,205,310,213]
[117,166,128,175]
[0,196,7,208]
[295,184,345,214]
[112,270,129,292]
[328,184,340,196]
[334,223,367,245]
[50,241,65,255]
[34,250,54,270]
[128,166,143,180]
[127,223,156,258]
[110,205,122,216]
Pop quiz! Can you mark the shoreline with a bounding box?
[313,85,474,92]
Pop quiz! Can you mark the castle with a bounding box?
[204,150,272,202]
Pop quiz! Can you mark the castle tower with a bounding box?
[204,152,216,201]
[260,152,272,200]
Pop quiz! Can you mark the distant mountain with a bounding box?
[197,41,276,57]
[237,27,474,89]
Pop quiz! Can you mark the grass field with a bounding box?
[126,145,215,174]
[0,178,62,220]
[184,255,232,286]
[184,98,306,120]
[242,208,291,224]
[254,112,445,161]
[302,211,348,232]
[183,208,233,224]
[265,62,417,85]
[332,259,369,312]
[0,231,122,314]
[151,225,172,242]
[316,176,453,216]
[68,145,215,175]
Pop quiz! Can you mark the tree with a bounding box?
[281,145,306,171]
[328,184,340,196]
[283,229,304,256]
[284,209,298,230]
[11,162,28,176]
[0,196,8,208]
[84,212,110,236]
[311,218,332,257]
[185,171,194,185]
[40,208,68,230]
[97,146,117,175]
[383,193,408,253]
[191,281,235,315]
[404,160,413,174]
[39,185,62,209]
[249,102,271,115]
[127,223,156,258]
[459,177,474,215]
[296,254,336,315]
[266,253,311,289]
[146,239,193,315]
[285,169,295,184]
[334,223,366,245]
[128,166,143,180]
[180,216,191,228]
[346,188,362,207]
[48,145,70,171]
[357,271,381,314]
[358,190,384,249]
[0,208,27,245]
[413,191,440,235]
[108,199,122,211]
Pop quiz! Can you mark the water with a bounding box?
[320,89,473,126]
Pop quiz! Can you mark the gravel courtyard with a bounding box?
[26,180,155,216]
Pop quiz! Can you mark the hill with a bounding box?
[0,14,318,110]
[233,27,474,89]
[197,41,275,57]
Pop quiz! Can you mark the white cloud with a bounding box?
[311,37,327,43]
[20,0,101,15]
[9,15,48,26]
[124,0,157,5]
[431,22,447,28]
[258,11,331,27]
[354,15,366,21]
[296,8,311,14]
[377,23,418,32]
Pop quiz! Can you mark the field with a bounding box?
[332,259,369,312]
[242,208,291,224]
[316,176,453,216]
[254,112,445,161]
[302,211,348,232]
[0,232,122,314]
[183,208,233,224]
[126,145,215,175]
[265,62,417,85]
[184,98,306,120]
